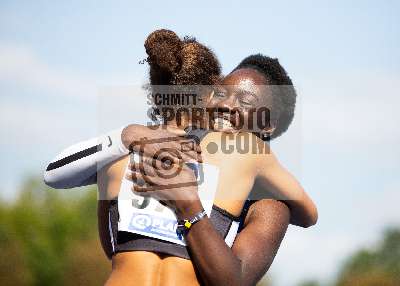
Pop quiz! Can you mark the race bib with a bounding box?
[118,153,219,246]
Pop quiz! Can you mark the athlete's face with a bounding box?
[206,68,276,135]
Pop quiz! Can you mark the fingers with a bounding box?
[129,171,159,194]
[133,185,154,193]
[127,159,174,184]
[129,161,157,177]
[178,139,203,163]
[133,137,203,164]
[131,186,175,209]
[126,169,150,186]
[181,148,203,163]
[129,154,183,175]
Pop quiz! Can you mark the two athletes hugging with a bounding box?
[44,29,317,286]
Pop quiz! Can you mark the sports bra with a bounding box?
[108,201,244,259]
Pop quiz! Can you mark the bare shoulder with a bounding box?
[201,131,253,166]
[201,131,279,172]
[202,131,270,156]
[98,155,129,179]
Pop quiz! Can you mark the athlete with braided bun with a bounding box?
[145,29,222,86]
[44,29,317,285]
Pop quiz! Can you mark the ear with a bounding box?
[260,118,277,140]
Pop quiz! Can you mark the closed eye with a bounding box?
[238,92,257,107]
[214,90,227,98]
[239,99,253,107]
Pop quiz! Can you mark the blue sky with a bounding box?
[1,1,399,285]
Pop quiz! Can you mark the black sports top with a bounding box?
[108,200,244,259]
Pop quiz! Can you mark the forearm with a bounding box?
[178,199,291,286]
[177,201,243,286]
[282,194,318,228]
[234,200,290,284]
[256,158,318,228]
[44,126,129,189]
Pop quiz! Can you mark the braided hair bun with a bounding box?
[145,29,221,85]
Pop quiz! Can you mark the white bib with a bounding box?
[118,153,219,246]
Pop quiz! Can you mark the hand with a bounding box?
[121,124,202,164]
[126,155,202,217]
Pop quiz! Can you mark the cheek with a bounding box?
[204,93,218,108]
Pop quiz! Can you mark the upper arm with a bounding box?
[254,150,304,201]
[254,149,318,227]
[232,199,290,285]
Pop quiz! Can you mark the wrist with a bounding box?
[176,208,207,238]
[175,199,204,220]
